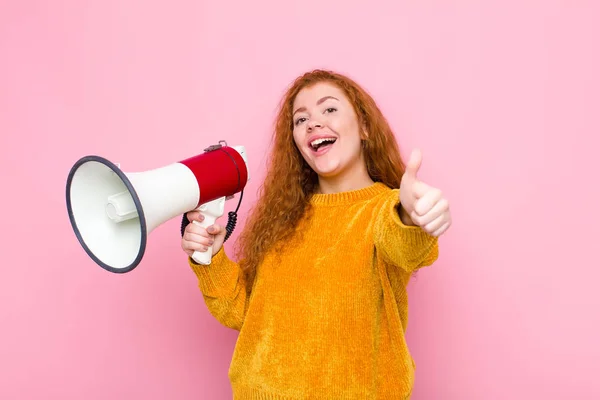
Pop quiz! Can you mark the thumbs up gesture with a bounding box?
[399,149,451,237]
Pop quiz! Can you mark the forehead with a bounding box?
[293,82,348,108]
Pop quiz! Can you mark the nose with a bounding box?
[307,120,322,132]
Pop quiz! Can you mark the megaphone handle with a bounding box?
[190,197,226,266]
[191,216,216,265]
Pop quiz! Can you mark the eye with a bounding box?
[324,107,337,114]
[294,117,307,126]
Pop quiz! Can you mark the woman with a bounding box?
[181,69,452,399]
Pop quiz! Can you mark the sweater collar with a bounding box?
[309,182,390,206]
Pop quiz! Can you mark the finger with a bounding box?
[413,188,442,216]
[182,235,211,251]
[186,211,204,223]
[186,223,211,237]
[411,198,449,226]
[183,231,214,246]
[423,213,448,234]
[186,211,196,222]
[183,240,211,252]
[404,149,422,178]
[431,221,451,237]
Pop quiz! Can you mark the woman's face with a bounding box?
[292,82,365,179]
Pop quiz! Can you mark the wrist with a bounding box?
[397,204,417,226]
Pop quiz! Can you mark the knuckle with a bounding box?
[414,204,424,215]
[189,225,202,235]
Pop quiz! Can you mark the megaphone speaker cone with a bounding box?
[66,155,148,274]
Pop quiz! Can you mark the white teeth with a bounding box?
[310,138,336,149]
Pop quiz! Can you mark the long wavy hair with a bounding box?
[235,69,407,288]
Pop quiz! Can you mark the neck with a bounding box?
[316,158,374,194]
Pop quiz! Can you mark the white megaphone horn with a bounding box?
[65,140,249,274]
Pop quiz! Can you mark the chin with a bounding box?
[311,161,343,178]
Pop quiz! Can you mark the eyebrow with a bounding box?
[293,96,339,116]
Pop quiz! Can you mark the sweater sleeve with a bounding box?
[181,213,250,330]
[373,189,439,273]
[188,250,250,331]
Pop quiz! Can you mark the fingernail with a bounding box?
[208,240,214,245]
[207,227,214,234]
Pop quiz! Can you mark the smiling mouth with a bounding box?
[310,137,337,152]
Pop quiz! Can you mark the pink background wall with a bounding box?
[1,1,599,398]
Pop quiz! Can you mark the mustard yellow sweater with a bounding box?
[189,182,439,399]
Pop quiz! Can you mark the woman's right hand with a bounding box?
[181,211,227,259]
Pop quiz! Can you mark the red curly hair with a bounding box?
[235,69,407,288]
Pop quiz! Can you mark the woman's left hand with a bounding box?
[399,149,452,237]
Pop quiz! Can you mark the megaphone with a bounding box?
[66,141,249,274]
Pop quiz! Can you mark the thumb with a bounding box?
[207,224,224,236]
[404,149,422,178]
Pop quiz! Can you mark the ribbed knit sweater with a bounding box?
[188,182,439,399]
